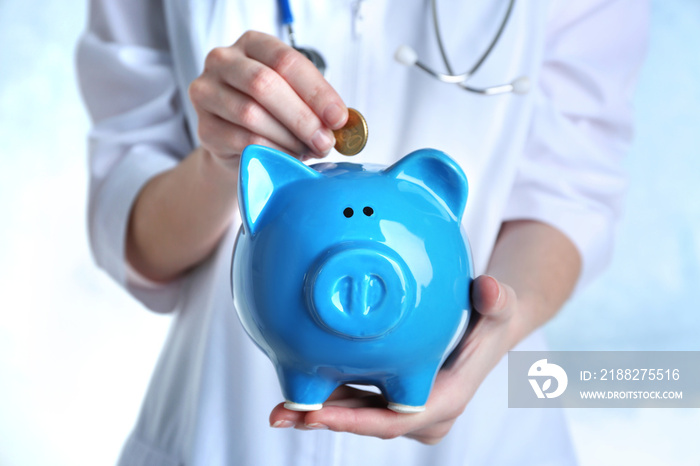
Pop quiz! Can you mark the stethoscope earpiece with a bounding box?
[394,45,419,67]
[511,76,531,95]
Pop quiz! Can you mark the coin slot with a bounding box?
[343,207,354,218]
[363,206,374,217]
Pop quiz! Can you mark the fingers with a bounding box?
[196,111,305,162]
[194,84,306,156]
[303,405,421,440]
[190,31,348,161]
[271,398,455,444]
[220,55,336,155]
[269,403,305,428]
[239,31,347,129]
[269,401,426,439]
[268,385,386,428]
[268,384,454,443]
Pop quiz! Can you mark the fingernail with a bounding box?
[487,275,503,304]
[271,420,294,428]
[311,128,334,154]
[304,423,328,430]
[323,103,346,129]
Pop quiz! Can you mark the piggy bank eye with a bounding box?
[363,206,374,217]
[343,207,354,218]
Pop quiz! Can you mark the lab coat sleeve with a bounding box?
[76,0,193,312]
[502,0,649,289]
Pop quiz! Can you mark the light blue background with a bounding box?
[0,1,698,465]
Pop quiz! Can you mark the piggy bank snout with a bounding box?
[306,245,415,339]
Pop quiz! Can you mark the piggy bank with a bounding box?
[231,145,473,413]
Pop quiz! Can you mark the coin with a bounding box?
[333,108,368,156]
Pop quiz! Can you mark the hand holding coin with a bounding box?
[333,108,368,156]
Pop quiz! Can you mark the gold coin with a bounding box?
[333,108,368,156]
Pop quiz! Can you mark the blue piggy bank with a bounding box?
[231,145,473,413]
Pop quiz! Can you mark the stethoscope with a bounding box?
[278,0,529,96]
[278,0,328,75]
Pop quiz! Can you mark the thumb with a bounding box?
[471,275,516,318]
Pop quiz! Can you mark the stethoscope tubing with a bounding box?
[278,0,294,26]
[277,0,527,95]
[433,0,516,80]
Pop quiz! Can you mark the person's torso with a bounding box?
[120,2,579,465]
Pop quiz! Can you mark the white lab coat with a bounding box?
[76,1,649,465]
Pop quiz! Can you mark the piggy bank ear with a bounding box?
[384,149,468,221]
[238,145,321,236]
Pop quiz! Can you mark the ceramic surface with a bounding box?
[231,145,473,413]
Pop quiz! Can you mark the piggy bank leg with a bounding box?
[278,367,338,411]
[382,369,437,414]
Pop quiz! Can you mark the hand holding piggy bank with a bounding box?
[231,145,473,413]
